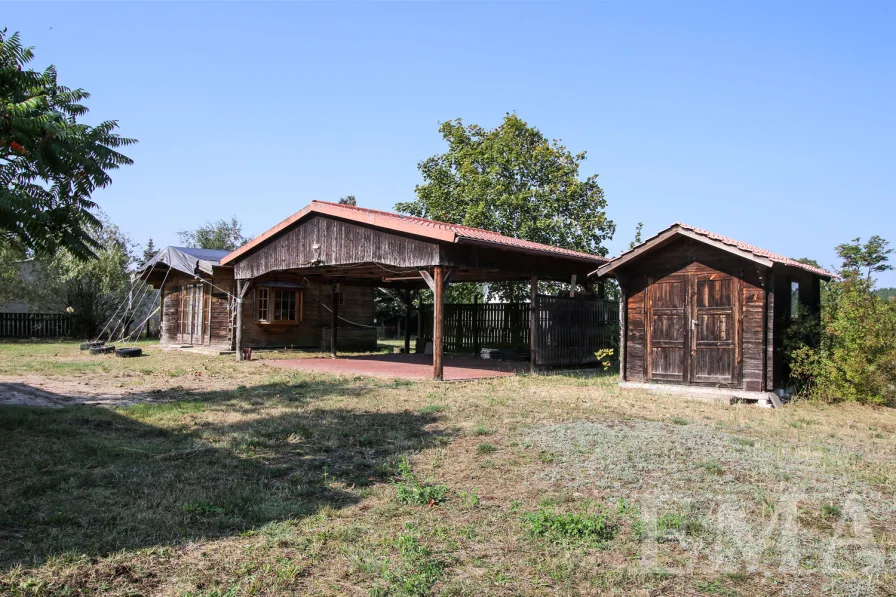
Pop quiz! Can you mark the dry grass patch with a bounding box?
[0,342,894,596]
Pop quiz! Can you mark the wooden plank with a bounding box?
[530,277,538,373]
[433,266,444,380]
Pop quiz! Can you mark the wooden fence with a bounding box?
[0,313,72,338]
[535,296,618,366]
[419,297,618,366]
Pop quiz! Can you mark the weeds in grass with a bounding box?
[419,404,446,415]
[524,506,616,546]
[654,505,703,538]
[472,425,491,436]
[670,417,689,425]
[822,503,842,518]
[182,502,226,516]
[371,529,445,596]
[476,442,496,455]
[457,488,480,508]
[394,457,449,505]
[698,459,724,475]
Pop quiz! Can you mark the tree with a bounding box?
[339,195,357,206]
[138,238,157,269]
[788,235,896,405]
[629,222,644,250]
[395,114,614,300]
[177,217,248,251]
[835,235,893,280]
[14,213,137,337]
[0,30,136,260]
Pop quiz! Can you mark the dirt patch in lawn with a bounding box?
[0,376,168,407]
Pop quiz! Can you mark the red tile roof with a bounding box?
[221,200,608,265]
[595,222,834,278]
[673,223,834,277]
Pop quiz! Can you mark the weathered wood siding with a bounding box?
[160,269,233,348]
[619,237,767,391]
[240,275,376,350]
[234,215,440,280]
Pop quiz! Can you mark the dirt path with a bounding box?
[0,375,165,407]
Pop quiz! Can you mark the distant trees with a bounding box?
[0,30,136,260]
[789,236,896,405]
[177,217,248,251]
[338,195,357,206]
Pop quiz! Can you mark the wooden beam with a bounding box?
[331,283,339,358]
[433,266,444,380]
[618,278,628,381]
[419,270,436,292]
[235,280,244,362]
[404,289,412,355]
[530,276,538,374]
[568,274,577,298]
[765,271,774,392]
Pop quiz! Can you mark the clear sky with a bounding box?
[6,1,895,285]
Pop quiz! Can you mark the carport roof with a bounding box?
[221,201,608,265]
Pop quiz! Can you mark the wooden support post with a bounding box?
[472,295,481,356]
[530,276,538,374]
[618,279,627,380]
[597,280,606,299]
[331,283,339,358]
[404,289,412,355]
[235,280,244,362]
[765,271,775,392]
[433,266,444,380]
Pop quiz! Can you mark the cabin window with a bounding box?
[257,288,303,323]
[790,281,800,319]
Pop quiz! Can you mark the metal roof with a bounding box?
[221,201,608,265]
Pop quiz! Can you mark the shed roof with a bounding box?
[139,246,231,279]
[221,200,607,266]
[593,223,834,279]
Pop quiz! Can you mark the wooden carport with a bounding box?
[220,201,608,379]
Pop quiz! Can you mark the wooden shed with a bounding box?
[140,246,376,351]
[593,223,833,400]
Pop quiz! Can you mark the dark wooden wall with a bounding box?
[160,269,233,348]
[770,264,822,388]
[240,274,376,350]
[233,215,440,280]
[618,238,767,391]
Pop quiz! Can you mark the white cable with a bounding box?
[319,301,377,329]
[94,264,150,342]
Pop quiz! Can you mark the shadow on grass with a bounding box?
[0,379,446,570]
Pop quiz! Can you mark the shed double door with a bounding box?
[177,283,210,345]
[646,272,740,386]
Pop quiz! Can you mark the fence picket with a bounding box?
[0,313,72,338]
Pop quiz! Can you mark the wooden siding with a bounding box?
[240,275,376,350]
[233,215,440,280]
[160,270,233,348]
[619,237,766,391]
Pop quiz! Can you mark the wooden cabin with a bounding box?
[140,246,376,351]
[593,223,833,399]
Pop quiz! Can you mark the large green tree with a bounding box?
[0,30,136,260]
[396,113,615,257]
[177,217,248,251]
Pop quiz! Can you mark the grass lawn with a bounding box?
[0,341,894,596]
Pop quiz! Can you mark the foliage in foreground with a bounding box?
[524,507,617,546]
[394,457,449,505]
[0,29,135,260]
[789,235,896,405]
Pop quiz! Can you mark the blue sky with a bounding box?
[6,1,895,285]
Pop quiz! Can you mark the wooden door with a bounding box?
[646,275,688,382]
[690,274,739,385]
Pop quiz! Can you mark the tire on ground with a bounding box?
[89,345,116,355]
[80,341,105,351]
[114,347,143,358]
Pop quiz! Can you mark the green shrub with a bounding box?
[787,236,896,405]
